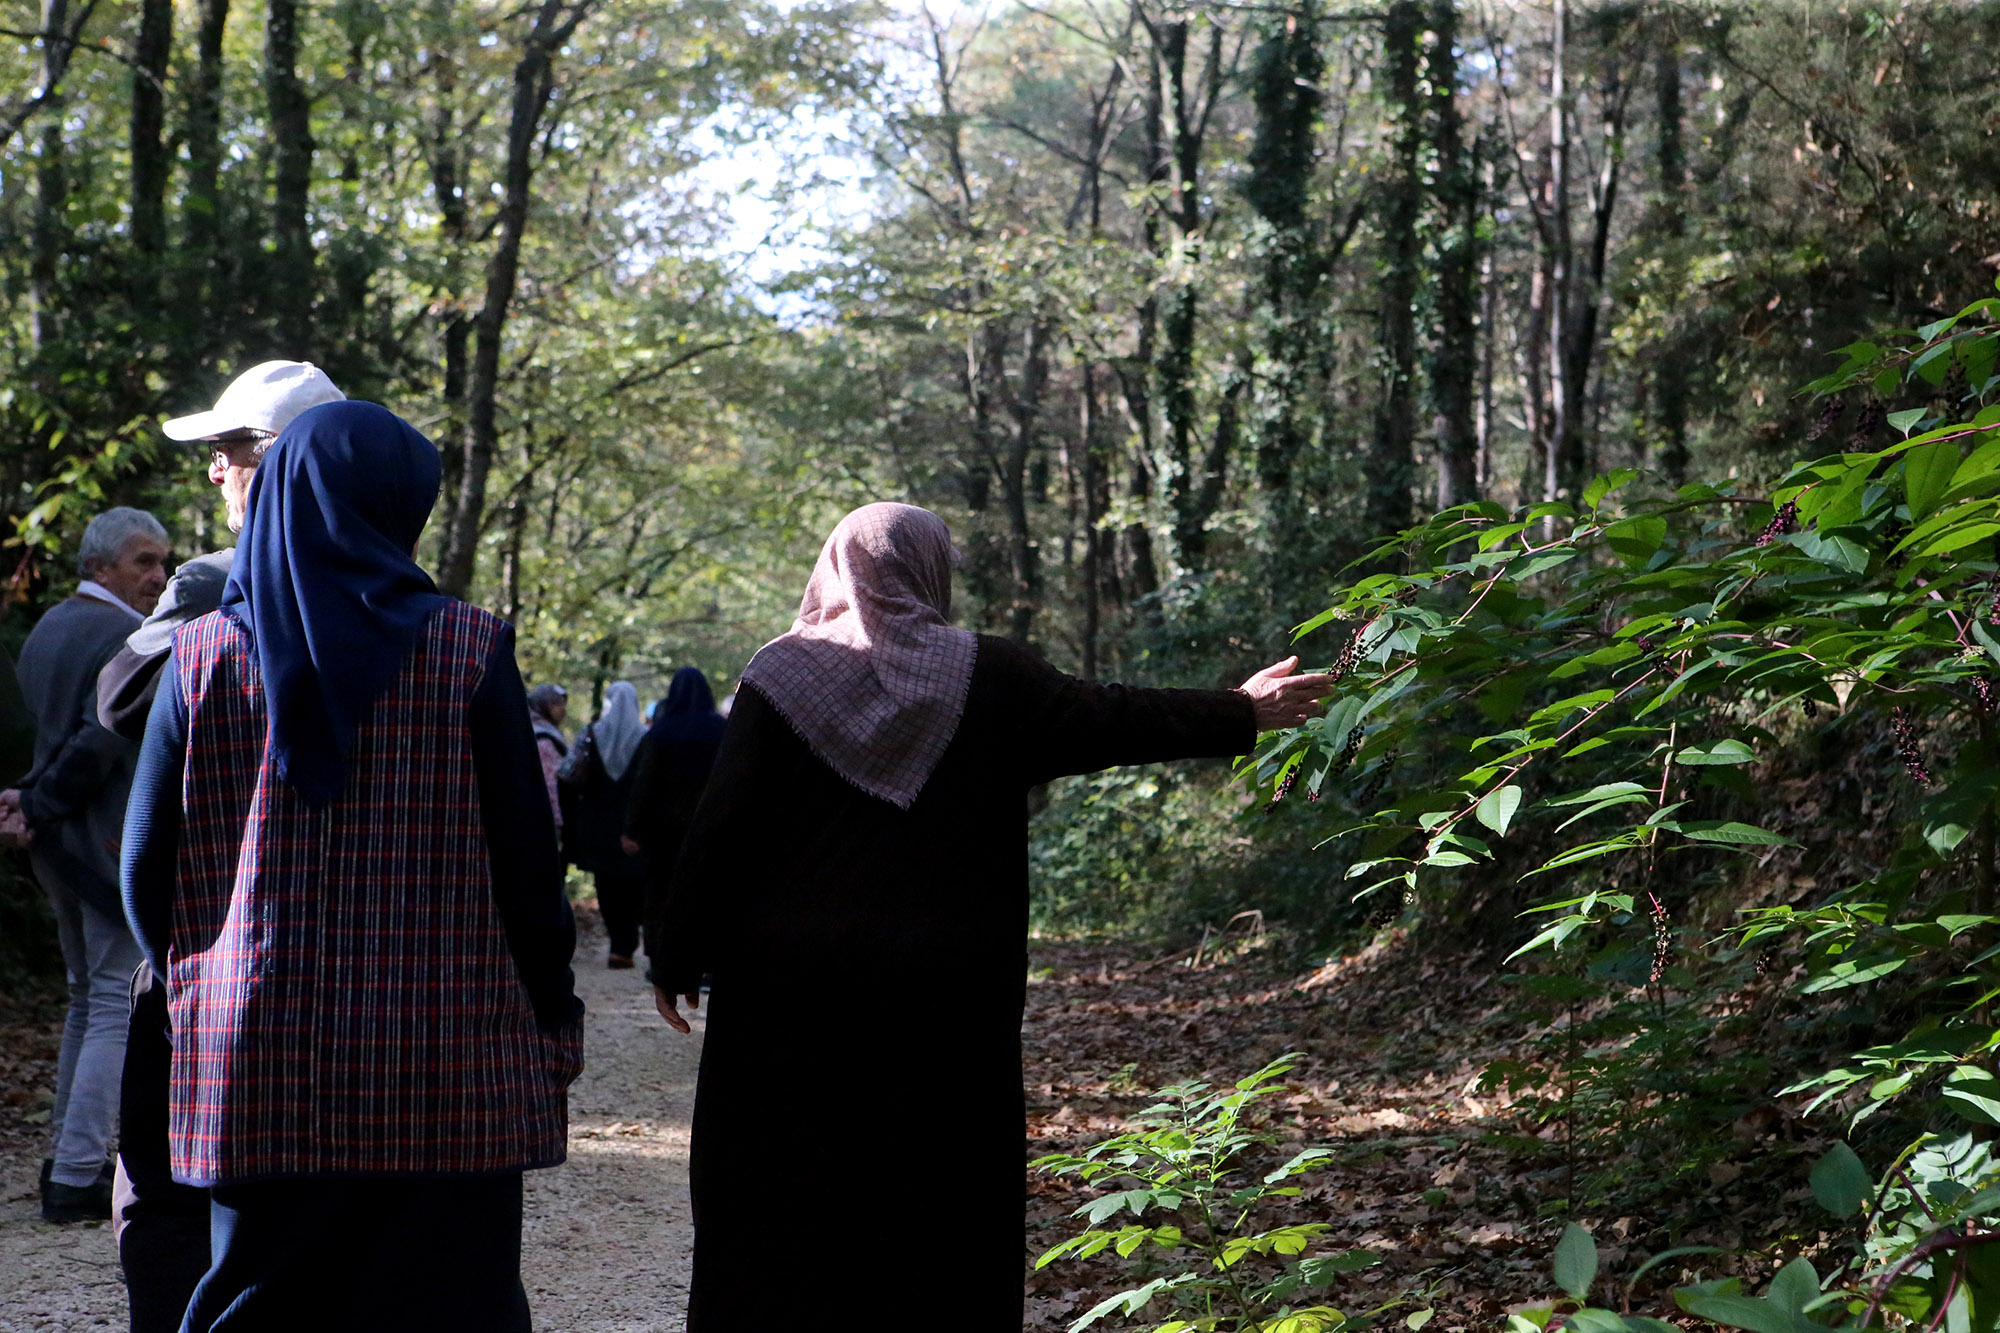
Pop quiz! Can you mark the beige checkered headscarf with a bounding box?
[740,503,978,809]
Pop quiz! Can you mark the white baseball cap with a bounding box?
[162,360,346,442]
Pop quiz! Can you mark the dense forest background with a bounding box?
[8,1,2000,1324]
[5,0,1991,702]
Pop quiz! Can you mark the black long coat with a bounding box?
[653,634,1254,1331]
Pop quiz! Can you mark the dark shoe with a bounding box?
[607,954,635,970]
[43,1177,113,1224]
[39,1157,52,1208]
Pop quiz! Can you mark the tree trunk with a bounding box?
[436,0,597,600]
[1652,23,1689,486]
[1430,0,1479,510]
[1544,0,1571,505]
[428,6,471,547]
[183,0,229,317]
[1367,0,1424,540]
[1556,22,1628,499]
[265,0,315,356]
[1245,3,1322,498]
[29,0,72,351]
[128,0,172,263]
[1001,321,1050,644]
[1080,361,1107,678]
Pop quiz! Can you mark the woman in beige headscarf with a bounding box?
[649,502,1332,1331]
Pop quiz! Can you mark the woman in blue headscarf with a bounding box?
[621,666,728,973]
[120,400,582,1333]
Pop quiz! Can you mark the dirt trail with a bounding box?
[0,923,703,1333]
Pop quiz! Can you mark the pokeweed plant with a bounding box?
[1031,1055,1396,1333]
[1245,284,2000,1321]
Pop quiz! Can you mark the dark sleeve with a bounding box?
[991,638,1258,787]
[648,708,760,995]
[122,652,188,976]
[623,734,660,843]
[0,645,33,786]
[468,627,583,1031]
[20,684,132,826]
[97,643,170,742]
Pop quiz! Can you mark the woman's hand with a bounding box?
[620,834,641,857]
[1236,656,1338,730]
[654,985,700,1035]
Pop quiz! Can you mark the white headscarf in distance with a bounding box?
[593,680,645,781]
[740,502,978,809]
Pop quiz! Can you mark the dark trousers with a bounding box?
[115,970,209,1333]
[180,1174,530,1333]
[595,868,643,958]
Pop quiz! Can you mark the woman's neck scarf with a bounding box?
[740,502,978,809]
[592,681,645,781]
[219,401,448,807]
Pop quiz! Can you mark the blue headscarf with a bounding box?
[648,666,727,776]
[219,400,447,806]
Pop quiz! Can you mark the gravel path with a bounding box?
[0,924,704,1333]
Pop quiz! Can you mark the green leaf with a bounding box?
[1674,1293,1815,1333]
[1766,1258,1821,1316]
[1675,739,1756,766]
[1475,785,1524,837]
[1919,521,2000,557]
[1677,821,1798,847]
[1888,407,1929,436]
[1553,1221,1598,1300]
[1808,1143,1871,1218]
[1905,438,1959,519]
[1583,467,1640,510]
[1605,515,1668,567]
[1791,528,1870,574]
[1941,1067,2000,1126]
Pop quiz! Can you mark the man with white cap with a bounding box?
[99,361,345,738]
[95,360,341,1333]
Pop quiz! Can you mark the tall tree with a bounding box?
[1429,0,1480,510]
[265,0,315,355]
[1651,16,1689,485]
[1366,0,1423,539]
[182,0,230,319]
[29,0,75,352]
[128,0,172,265]
[436,0,601,599]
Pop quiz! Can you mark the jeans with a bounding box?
[37,850,143,1188]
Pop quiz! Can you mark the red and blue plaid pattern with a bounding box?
[166,603,576,1185]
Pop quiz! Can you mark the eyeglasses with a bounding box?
[208,431,275,468]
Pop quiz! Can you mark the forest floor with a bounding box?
[1021,927,1833,1331]
[0,915,1829,1332]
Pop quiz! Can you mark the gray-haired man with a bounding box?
[7,507,169,1222]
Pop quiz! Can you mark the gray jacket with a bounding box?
[18,594,144,913]
[98,549,234,741]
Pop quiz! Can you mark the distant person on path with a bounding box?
[98,360,346,1333]
[560,679,647,968]
[620,666,727,974]
[652,502,1335,1330]
[527,683,570,834]
[4,506,169,1224]
[122,402,583,1333]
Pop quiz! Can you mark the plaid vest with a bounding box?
[166,603,577,1185]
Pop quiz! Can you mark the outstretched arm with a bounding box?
[1008,641,1334,786]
